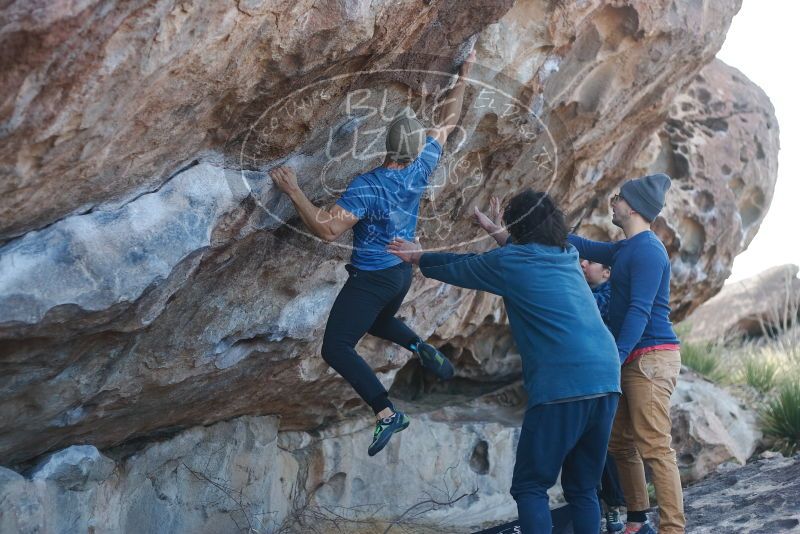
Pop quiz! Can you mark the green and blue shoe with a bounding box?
[412,341,455,381]
[367,410,410,456]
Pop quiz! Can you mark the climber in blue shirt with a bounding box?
[270,50,475,457]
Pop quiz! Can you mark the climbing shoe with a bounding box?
[413,341,455,380]
[367,410,410,456]
[605,509,624,533]
[622,522,655,534]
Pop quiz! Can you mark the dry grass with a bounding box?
[738,356,780,394]
[675,323,729,382]
[680,340,728,382]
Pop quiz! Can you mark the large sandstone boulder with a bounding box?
[0,0,779,477]
[638,59,780,316]
[0,0,514,241]
[684,264,800,342]
[0,416,296,534]
[0,387,541,533]
[581,58,780,317]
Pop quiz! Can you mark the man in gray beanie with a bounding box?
[568,173,685,534]
[619,173,672,223]
[270,50,475,457]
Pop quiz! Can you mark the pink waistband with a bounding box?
[623,344,681,366]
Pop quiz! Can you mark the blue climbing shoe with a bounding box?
[368,411,410,456]
[413,341,455,380]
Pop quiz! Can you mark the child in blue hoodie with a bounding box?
[389,190,620,534]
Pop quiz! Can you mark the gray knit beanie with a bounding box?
[620,173,672,222]
[385,108,425,164]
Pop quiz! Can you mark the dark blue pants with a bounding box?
[510,394,619,534]
[321,262,419,414]
[599,453,626,508]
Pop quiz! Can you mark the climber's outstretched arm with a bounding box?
[427,49,475,147]
[270,166,358,242]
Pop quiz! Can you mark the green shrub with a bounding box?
[740,357,779,394]
[680,341,727,382]
[761,380,800,455]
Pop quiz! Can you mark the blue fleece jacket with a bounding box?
[568,231,680,363]
[419,242,620,407]
[592,281,611,326]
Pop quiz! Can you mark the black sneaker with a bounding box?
[367,411,410,456]
[414,341,455,380]
[605,509,624,533]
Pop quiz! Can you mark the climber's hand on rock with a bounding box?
[270,166,299,194]
[459,49,476,78]
[387,238,423,264]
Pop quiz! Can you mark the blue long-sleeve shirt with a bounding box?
[419,242,620,407]
[568,231,679,363]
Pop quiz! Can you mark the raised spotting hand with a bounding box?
[473,196,509,246]
[387,237,423,264]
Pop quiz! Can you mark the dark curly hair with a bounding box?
[503,189,569,248]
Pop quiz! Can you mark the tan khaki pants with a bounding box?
[608,349,685,534]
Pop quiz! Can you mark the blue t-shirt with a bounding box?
[336,136,442,270]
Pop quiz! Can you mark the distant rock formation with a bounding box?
[685,264,800,342]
